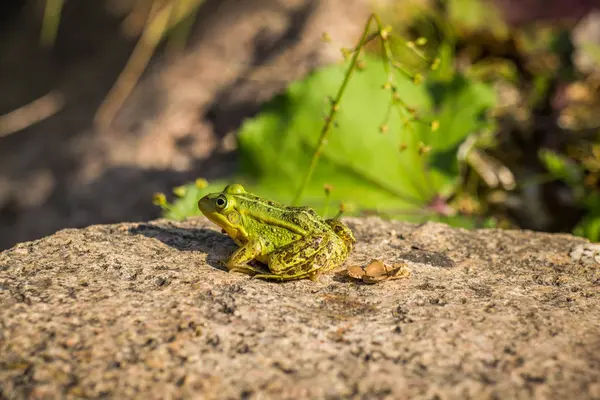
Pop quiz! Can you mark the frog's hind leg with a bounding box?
[252,234,336,281]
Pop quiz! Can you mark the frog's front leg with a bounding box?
[224,238,265,276]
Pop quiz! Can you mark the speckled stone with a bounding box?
[1,217,599,399]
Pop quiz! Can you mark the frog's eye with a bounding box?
[215,195,228,209]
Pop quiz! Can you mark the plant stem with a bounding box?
[292,14,377,205]
[40,0,64,48]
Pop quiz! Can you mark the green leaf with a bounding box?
[573,214,600,242]
[538,149,584,187]
[572,192,600,241]
[164,53,496,221]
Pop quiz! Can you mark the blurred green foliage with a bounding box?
[159,51,496,226]
[26,1,600,241]
[151,2,600,242]
[540,146,600,241]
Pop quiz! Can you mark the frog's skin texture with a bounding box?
[198,184,356,281]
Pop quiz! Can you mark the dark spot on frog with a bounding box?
[399,250,456,268]
[325,240,333,253]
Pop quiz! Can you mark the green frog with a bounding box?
[198,184,355,281]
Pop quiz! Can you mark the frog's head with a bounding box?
[198,184,247,240]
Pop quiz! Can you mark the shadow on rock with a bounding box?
[129,223,233,271]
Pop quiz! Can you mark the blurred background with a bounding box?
[1,0,599,251]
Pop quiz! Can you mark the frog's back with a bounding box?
[280,205,327,230]
[233,193,329,250]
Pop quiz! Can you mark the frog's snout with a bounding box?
[198,195,214,214]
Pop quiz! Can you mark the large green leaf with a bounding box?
[164,54,496,220]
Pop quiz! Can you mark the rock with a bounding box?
[0,217,599,399]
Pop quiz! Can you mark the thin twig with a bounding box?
[292,13,377,205]
[94,0,170,130]
[94,0,205,130]
[0,91,65,137]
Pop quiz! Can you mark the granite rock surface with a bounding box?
[1,217,599,399]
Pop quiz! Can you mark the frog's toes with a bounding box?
[252,273,287,281]
[228,265,260,276]
[215,257,228,267]
[228,267,251,275]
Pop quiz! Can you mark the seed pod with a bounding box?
[347,259,410,284]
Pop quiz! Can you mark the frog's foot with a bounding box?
[228,264,263,276]
[217,258,247,273]
[216,258,228,269]
[252,271,314,282]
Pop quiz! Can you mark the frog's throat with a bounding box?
[204,212,246,241]
[222,225,246,241]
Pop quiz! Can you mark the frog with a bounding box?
[197,184,356,281]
